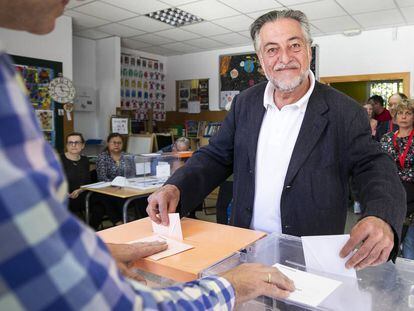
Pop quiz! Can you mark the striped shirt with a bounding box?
[0,51,235,310]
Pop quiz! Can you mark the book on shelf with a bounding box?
[184,120,199,138]
[203,122,221,137]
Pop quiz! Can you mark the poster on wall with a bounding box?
[219,52,266,109]
[111,116,129,135]
[11,55,63,150]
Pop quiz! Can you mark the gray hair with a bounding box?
[175,137,190,148]
[250,10,313,52]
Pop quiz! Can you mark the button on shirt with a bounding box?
[251,71,316,233]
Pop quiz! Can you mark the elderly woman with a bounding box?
[381,99,414,259]
[60,132,91,219]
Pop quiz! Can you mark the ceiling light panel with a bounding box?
[146,7,203,27]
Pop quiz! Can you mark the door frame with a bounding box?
[320,72,410,97]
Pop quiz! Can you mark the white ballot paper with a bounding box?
[128,214,193,260]
[274,263,342,308]
[128,235,193,261]
[302,234,357,279]
[151,213,183,240]
[81,181,111,189]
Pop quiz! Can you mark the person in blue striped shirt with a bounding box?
[0,1,294,310]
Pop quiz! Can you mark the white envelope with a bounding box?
[301,234,357,279]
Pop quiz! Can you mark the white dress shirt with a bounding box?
[251,71,316,233]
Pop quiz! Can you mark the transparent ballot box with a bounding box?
[202,233,414,311]
[116,153,182,190]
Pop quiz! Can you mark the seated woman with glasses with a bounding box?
[60,132,91,219]
[92,133,135,228]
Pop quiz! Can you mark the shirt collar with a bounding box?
[263,70,316,113]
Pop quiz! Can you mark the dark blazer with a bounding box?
[167,81,406,248]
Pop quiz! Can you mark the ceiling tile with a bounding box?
[65,0,95,9]
[354,9,405,28]
[211,32,253,46]
[309,24,324,36]
[156,28,201,40]
[277,0,322,5]
[290,0,347,20]
[178,0,240,20]
[97,23,145,37]
[64,10,109,29]
[73,2,136,22]
[119,16,174,32]
[401,6,414,22]
[311,15,360,33]
[101,0,171,14]
[161,0,198,5]
[218,0,281,13]
[121,38,153,50]
[161,42,203,52]
[247,8,284,19]
[74,29,112,40]
[131,33,175,45]
[396,0,414,8]
[335,0,396,14]
[180,21,231,36]
[140,45,180,56]
[238,30,251,38]
[212,15,254,32]
[184,37,227,48]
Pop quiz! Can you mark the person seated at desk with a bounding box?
[93,133,135,228]
[59,132,91,220]
[159,136,190,153]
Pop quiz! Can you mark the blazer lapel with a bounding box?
[284,82,328,187]
[247,85,266,171]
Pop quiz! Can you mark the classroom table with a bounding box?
[83,185,159,224]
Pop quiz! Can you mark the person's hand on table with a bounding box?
[146,184,180,226]
[340,216,394,270]
[221,263,295,306]
[69,188,84,199]
[106,241,168,284]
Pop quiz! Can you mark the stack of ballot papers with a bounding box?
[127,213,194,260]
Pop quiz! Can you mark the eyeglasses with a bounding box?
[110,141,123,145]
[67,141,83,146]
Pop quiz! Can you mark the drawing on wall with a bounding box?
[36,109,54,131]
[219,52,267,109]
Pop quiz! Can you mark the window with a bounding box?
[369,80,404,108]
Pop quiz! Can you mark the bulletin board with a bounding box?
[219,52,266,109]
[11,55,66,151]
[176,78,209,112]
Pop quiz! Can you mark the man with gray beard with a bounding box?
[147,10,406,271]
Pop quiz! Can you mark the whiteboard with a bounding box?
[127,134,154,154]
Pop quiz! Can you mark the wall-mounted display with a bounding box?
[120,53,166,122]
[176,78,209,112]
[11,55,63,149]
[219,52,266,109]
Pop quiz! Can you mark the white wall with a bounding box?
[0,15,73,79]
[313,25,414,96]
[96,37,121,140]
[73,36,98,139]
[166,43,254,111]
[167,25,414,110]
